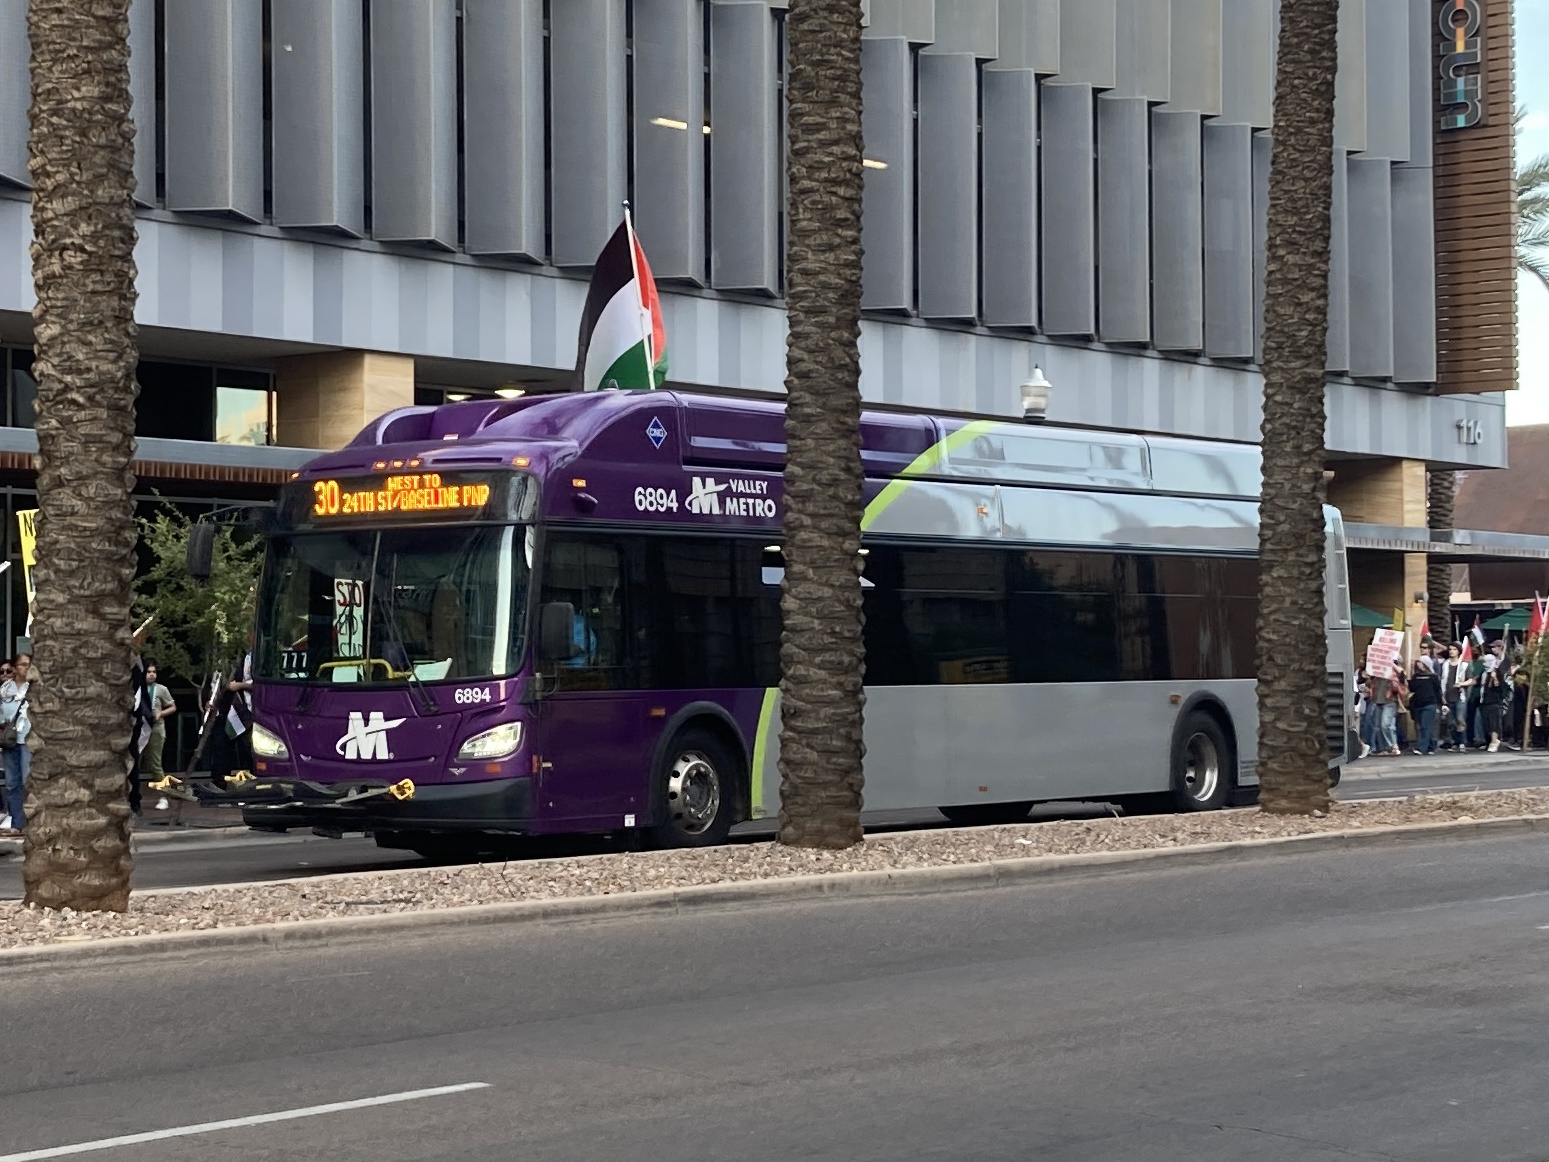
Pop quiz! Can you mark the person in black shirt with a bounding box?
[1407,660,1442,755]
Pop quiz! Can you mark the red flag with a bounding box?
[1461,636,1473,662]
[1531,594,1548,639]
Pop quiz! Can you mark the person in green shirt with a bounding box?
[141,664,177,778]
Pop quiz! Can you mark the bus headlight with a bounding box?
[251,722,290,760]
[456,722,523,761]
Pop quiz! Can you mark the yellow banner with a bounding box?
[1391,607,1405,631]
[16,508,35,628]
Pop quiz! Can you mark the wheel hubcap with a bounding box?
[1182,732,1220,803]
[667,751,721,835]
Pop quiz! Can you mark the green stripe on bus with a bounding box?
[750,686,779,819]
[860,420,1000,531]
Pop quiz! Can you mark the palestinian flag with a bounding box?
[574,213,668,392]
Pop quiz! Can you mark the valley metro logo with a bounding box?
[686,476,729,515]
[336,711,407,760]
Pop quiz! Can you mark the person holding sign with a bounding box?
[1370,664,1400,756]
[0,654,32,831]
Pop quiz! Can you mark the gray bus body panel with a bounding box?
[859,679,1259,809]
[747,463,1345,816]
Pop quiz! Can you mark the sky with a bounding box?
[1512,0,1549,424]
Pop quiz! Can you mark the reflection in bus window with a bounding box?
[257,526,527,683]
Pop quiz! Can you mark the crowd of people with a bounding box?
[0,635,252,833]
[1356,637,1539,758]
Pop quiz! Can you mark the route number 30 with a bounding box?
[634,487,679,512]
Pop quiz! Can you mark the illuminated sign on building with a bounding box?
[1439,0,1486,130]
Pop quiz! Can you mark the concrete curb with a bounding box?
[4,812,1548,970]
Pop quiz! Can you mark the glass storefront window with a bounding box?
[9,348,35,429]
[215,382,275,446]
[3,348,275,445]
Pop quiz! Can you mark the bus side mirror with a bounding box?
[538,602,580,661]
[187,522,217,584]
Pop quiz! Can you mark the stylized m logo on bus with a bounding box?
[335,711,406,760]
[687,476,727,515]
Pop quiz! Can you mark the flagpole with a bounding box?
[621,201,654,388]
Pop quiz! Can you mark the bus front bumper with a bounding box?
[206,775,536,835]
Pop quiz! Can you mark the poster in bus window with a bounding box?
[334,579,365,659]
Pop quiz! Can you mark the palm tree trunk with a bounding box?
[776,0,866,849]
[1427,471,1455,645]
[22,0,138,910]
[1256,0,1340,816]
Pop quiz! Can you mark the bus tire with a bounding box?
[938,802,1035,826]
[1171,710,1233,812]
[650,728,738,848]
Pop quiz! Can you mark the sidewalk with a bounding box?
[1344,746,1549,778]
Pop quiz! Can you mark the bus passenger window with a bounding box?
[543,539,627,689]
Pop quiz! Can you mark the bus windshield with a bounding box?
[256,525,530,684]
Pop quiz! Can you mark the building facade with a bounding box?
[0,0,1523,648]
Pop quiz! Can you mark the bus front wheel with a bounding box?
[650,728,737,848]
[1171,711,1233,812]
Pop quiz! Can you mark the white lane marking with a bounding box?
[0,1082,491,1161]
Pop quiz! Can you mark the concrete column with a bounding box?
[275,351,415,450]
[1326,458,1425,528]
[1331,456,1432,652]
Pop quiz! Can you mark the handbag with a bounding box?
[0,697,26,750]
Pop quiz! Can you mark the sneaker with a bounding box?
[1358,743,1371,759]
[1488,740,1500,753]
[155,797,170,811]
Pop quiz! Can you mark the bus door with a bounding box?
[535,538,646,828]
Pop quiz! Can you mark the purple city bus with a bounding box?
[231,389,1351,856]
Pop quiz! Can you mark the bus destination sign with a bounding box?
[310,472,493,520]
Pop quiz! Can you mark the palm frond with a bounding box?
[1520,193,1549,226]
[1518,153,1549,197]
[1518,248,1549,296]
[1519,219,1549,249]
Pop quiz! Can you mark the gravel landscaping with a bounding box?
[3,789,1548,950]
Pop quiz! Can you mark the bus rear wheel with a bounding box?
[1171,711,1233,812]
[651,729,737,848]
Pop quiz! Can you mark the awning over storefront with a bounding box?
[1483,609,1532,630]
[1350,603,1396,628]
[1344,523,1549,562]
[0,426,314,487]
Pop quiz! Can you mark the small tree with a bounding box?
[132,507,261,686]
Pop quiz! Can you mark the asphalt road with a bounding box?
[8,832,1549,1160]
[2,756,1546,899]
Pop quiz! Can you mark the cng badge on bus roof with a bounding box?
[646,416,667,449]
